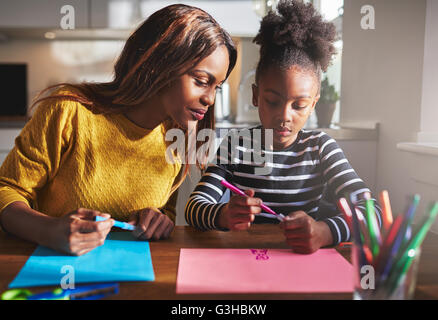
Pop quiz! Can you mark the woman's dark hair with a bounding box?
[253,0,336,87]
[30,4,237,193]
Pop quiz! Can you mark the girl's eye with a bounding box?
[293,103,309,110]
[265,99,279,107]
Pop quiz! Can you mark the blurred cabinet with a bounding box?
[0,1,260,38]
[0,0,89,28]
[90,0,260,36]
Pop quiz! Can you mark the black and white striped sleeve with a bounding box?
[184,134,234,230]
[318,133,382,245]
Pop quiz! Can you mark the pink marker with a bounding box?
[220,179,285,221]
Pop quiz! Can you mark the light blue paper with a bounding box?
[8,232,155,288]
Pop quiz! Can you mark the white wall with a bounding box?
[419,0,438,141]
[341,0,438,231]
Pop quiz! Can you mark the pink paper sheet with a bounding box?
[176,248,353,294]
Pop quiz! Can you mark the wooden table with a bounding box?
[1,224,438,300]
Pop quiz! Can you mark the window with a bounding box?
[306,0,344,129]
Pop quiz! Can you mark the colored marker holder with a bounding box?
[338,192,437,300]
[352,246,421,300]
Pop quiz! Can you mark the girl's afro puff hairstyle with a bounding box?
[253,0,337,83]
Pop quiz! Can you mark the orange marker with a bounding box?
[379,190,393,231]
[362,245,374,266]
[339,242,353,248]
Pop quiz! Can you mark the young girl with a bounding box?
[185,0,381,254]
[0,4,237,256]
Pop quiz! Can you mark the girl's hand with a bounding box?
[51,208,114,256]
[217,189,262,231]
[280,211,333,254]
[129,208,174,240]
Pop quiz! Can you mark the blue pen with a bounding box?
[95,216,135,231]
[403,194,420,245]
[345,198,368,267]
[378,222,406,284]
[378,195,420,285]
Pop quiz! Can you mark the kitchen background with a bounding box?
[0,0,437,231]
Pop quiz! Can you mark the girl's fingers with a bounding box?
[288,243,317,254]
[232,213,255,224]
[288,246,313,254]
[283,227,310,239]
[232,196,262,207]
[285,239,312,248]
[243,205,262,215]
[232,222,251,231]
[285,236,313,247]
[282,216,309,231]
[229,204,262,215]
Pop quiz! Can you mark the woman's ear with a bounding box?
[252,84,259,107]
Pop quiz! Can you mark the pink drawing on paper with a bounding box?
[250,249,269,260]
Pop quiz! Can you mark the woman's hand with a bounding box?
[280,211,333,254]
[129,208,174,240]
[51,208,114,256]
[217,189,262,231]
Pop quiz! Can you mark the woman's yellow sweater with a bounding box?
[0,88,181,222]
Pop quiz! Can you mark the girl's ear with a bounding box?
[311,94,320,111]
[252,84,259,107]
[309,95,320,115]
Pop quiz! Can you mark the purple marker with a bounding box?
[220,179,285,221]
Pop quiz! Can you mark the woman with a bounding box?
[0,4,237,256]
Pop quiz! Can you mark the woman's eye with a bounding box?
[195,78,208,87]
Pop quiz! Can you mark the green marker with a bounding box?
[365,196,381,257]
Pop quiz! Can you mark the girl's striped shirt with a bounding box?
[185,127,382,245]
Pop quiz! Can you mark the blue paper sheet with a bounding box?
[8,232,155,288]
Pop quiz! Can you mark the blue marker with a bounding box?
[94,216,135,231]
